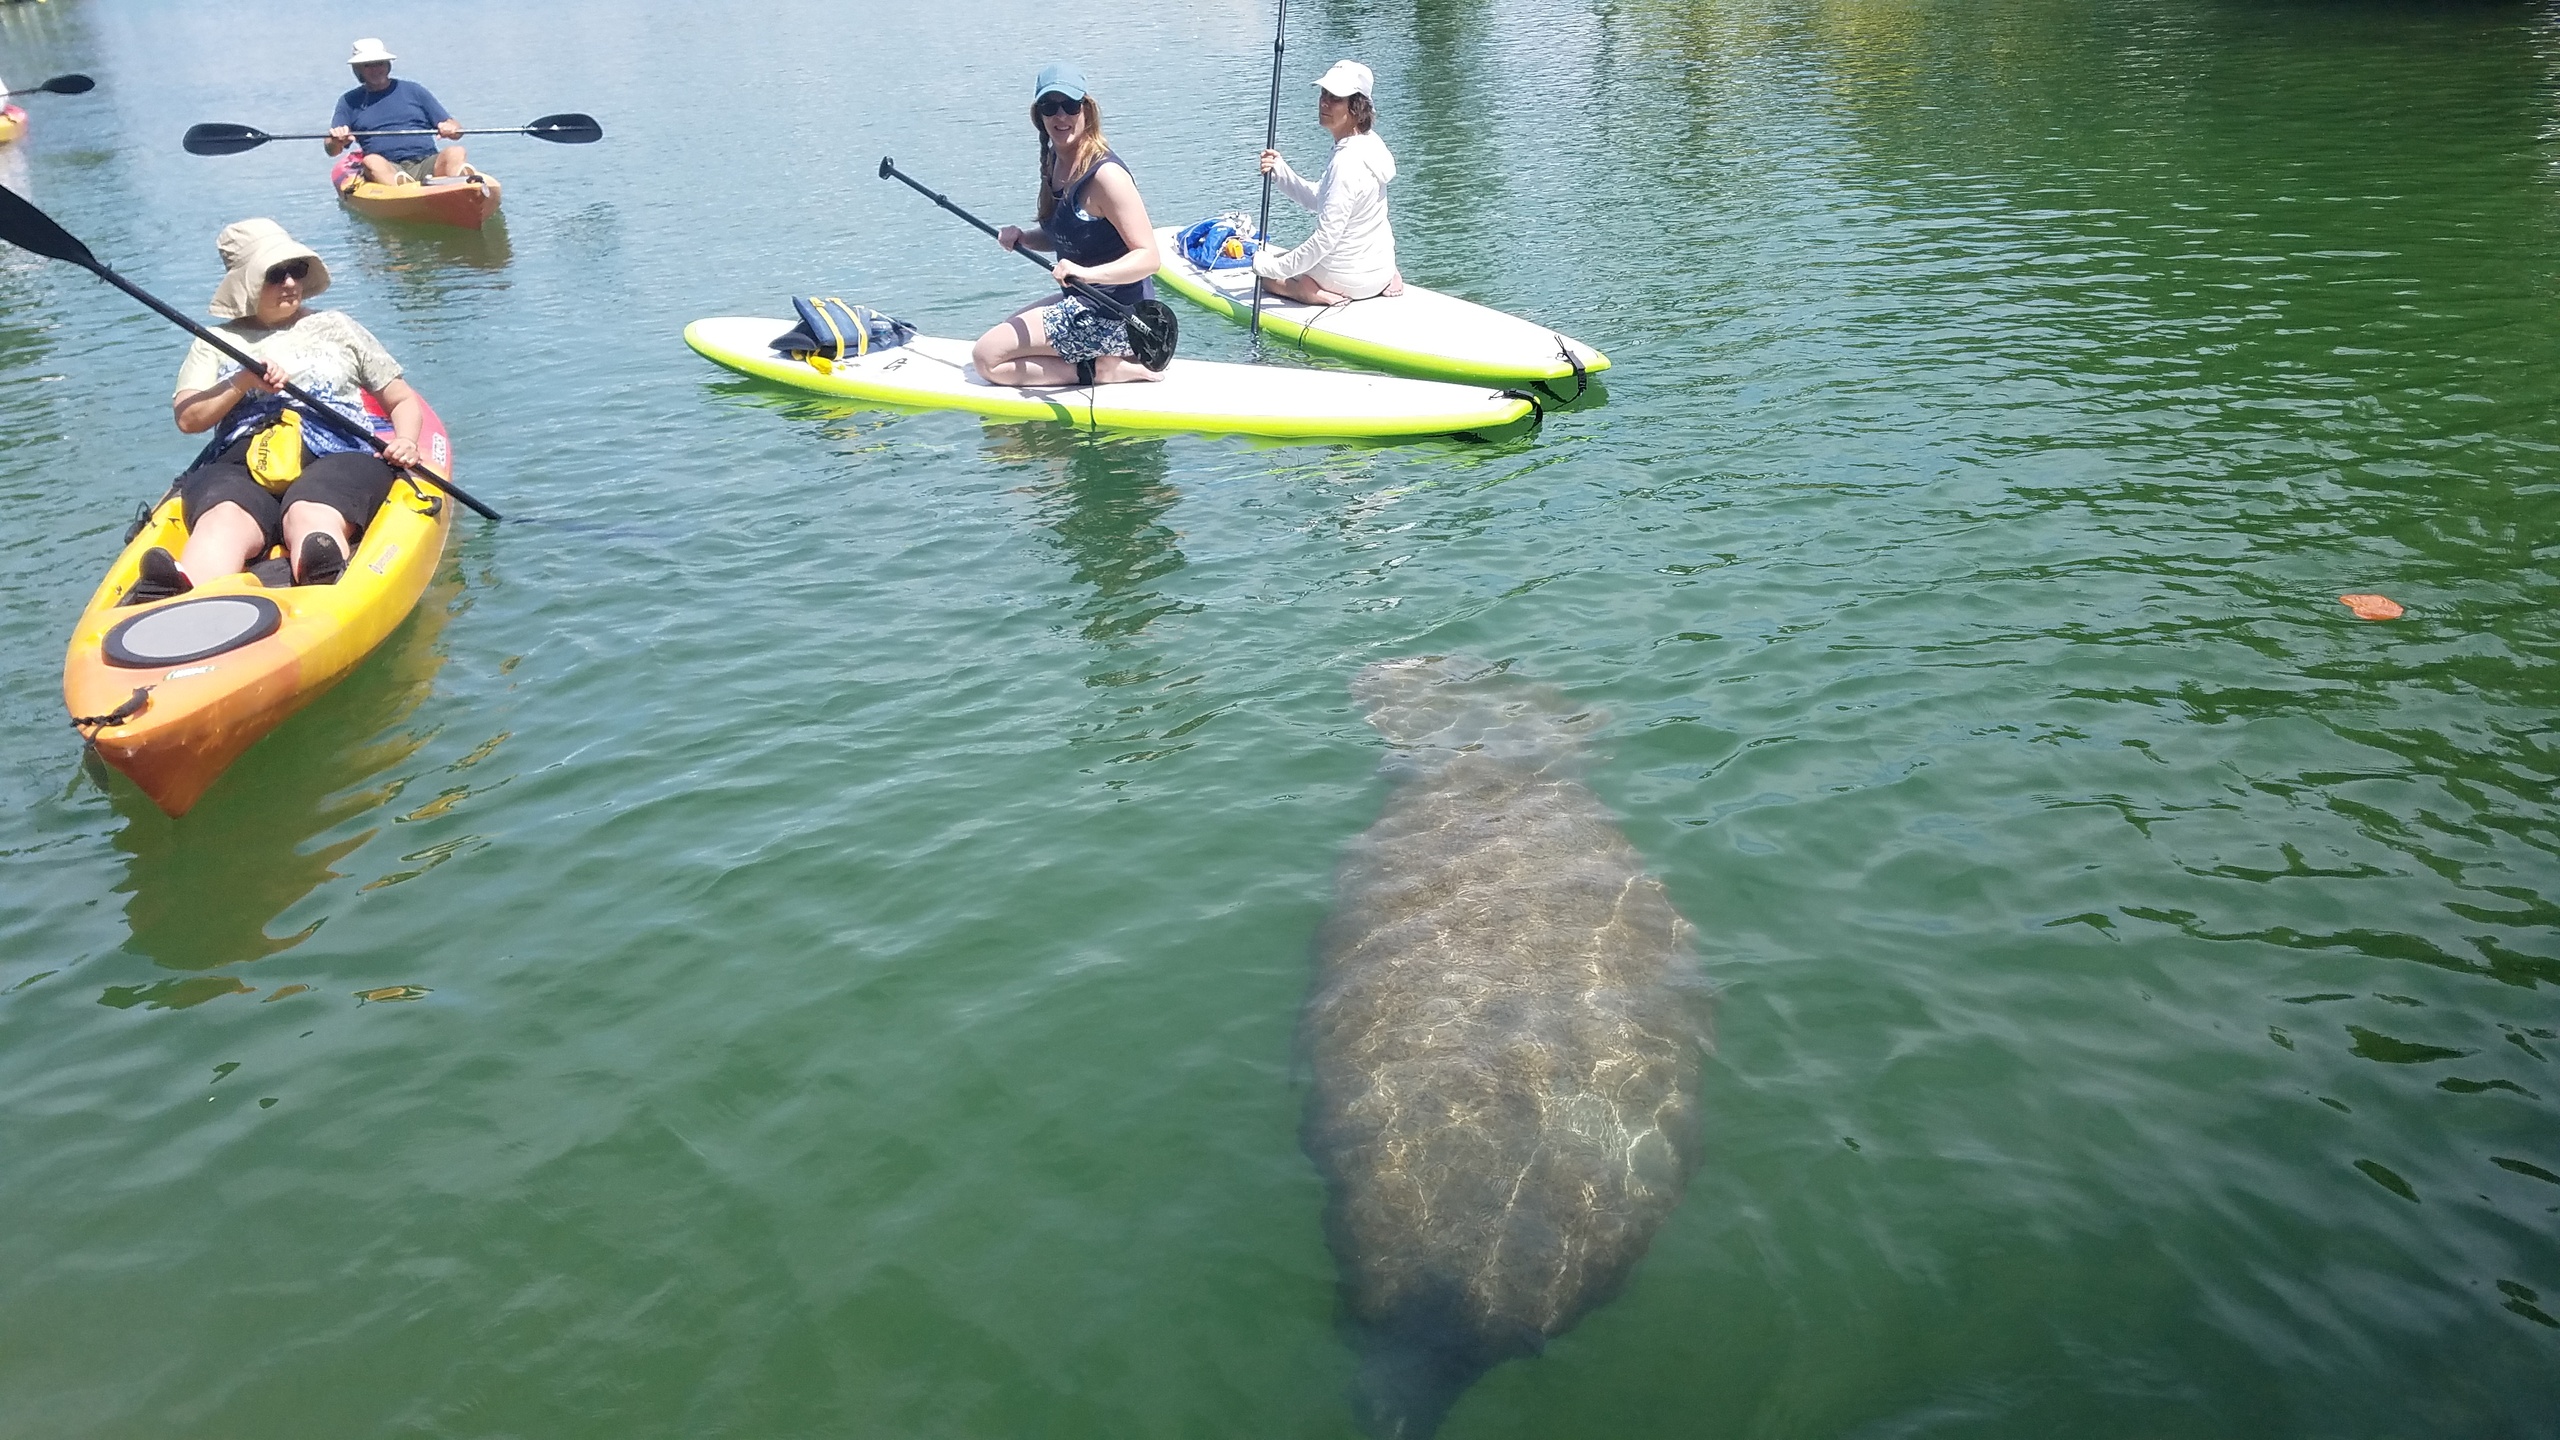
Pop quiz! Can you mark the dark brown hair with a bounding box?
[1347,93,1374,133]
[1032,96,1109,224]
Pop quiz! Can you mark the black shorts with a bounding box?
[175,436,397,546]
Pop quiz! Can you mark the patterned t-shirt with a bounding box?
[173,309,403,450]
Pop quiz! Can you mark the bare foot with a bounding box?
[1092,356,1164,384]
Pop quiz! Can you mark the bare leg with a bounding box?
[176,502,269,580]
[282,501,358,581]
[1262,272,1354,306]
[970,299,1162,386]
[359,153,415,186]
[433,144,471,179]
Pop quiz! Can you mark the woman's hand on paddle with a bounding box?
[1052,259,1090,287]
[1260,149,1281,176]
[232,361,289,396]
[382,433,422,468]
[996,224,1025,252]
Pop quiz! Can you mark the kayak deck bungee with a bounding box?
[330,153,502,230]
[63,396,457,817]
[683,317,1535,441]
[1153,226,1608,392]
[0,105,26,146]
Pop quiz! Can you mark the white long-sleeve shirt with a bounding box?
[1252,131,1398,297]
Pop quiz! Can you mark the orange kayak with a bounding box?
[0,104,26,146]
[62,397,457,816]
[330,153,501,229]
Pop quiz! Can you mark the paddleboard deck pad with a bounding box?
[1154,226,1608,392]
[683,317,1535,440]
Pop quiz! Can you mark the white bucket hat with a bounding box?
[1314,60,1373,99]
[347,37,396,65]
[208,219,330,320]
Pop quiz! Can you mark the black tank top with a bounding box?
[1048,149,1153,310]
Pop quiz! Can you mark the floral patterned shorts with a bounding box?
[1037,294,1132,364]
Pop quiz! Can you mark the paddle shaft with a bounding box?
[877,158,1139,321]
[1249,0,1289,348]
[307,124,552,142]
[84,264,498,520]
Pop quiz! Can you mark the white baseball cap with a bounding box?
[347,38,397,65]
[1314,60,1373,99]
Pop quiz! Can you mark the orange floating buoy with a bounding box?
[2340,594,2404,621]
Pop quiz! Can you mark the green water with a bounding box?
[3,0,2556,1434]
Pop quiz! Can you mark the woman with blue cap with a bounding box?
[971,62,1165,386]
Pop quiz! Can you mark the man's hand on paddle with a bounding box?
[435,118,462,141]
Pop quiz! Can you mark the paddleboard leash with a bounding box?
[1532,335,1590,406]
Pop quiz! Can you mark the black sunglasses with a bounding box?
[263,258,311,286]
[1034,93,1082,118]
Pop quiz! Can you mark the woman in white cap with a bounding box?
[1252,60,1402,306]
[972,61,1165,386]
[127,220,430,603]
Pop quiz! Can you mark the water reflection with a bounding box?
[345,213,515,282]
[985,424,1194,664]
[97,571,459,1001]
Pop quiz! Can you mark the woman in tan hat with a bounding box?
[128,220,429,602]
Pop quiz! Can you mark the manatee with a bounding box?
[1303,656,1706,1438]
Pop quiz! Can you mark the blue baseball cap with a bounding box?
[1033,61,1088,103]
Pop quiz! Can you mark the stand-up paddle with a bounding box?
[877,156,1178,371]
[182,112,601,156]
[0,182,501,521]
[1248,0,1289,357]
[2,74,98,99]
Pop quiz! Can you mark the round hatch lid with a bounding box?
[102,594,282,669]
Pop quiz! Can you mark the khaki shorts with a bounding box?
[382,153,440,182]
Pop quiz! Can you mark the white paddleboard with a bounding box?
[683,317,1536,441]
[1154,226,1608,390]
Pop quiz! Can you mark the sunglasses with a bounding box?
[1034,94,1082,118]
[263,258,311,286]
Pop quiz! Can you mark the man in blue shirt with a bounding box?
[325,37,476,186]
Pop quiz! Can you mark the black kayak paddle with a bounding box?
[0,182,501,522]
[183,112,602,156]
[2,74,97,99]
[878,155,1177,372]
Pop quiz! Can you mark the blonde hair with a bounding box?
[1033,96,1110,224]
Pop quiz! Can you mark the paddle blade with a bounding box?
[878,156,896,180]
[523,113,602,144]
[0,182,102,269]
[1129,299,1179,372]
[43,74,98,95]
[183,123,272,156]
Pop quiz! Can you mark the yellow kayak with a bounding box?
[62,397,457,816]
[330,153,502,229]
[0,105,26,146]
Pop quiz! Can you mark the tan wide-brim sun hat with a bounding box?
[207,218,331,320]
